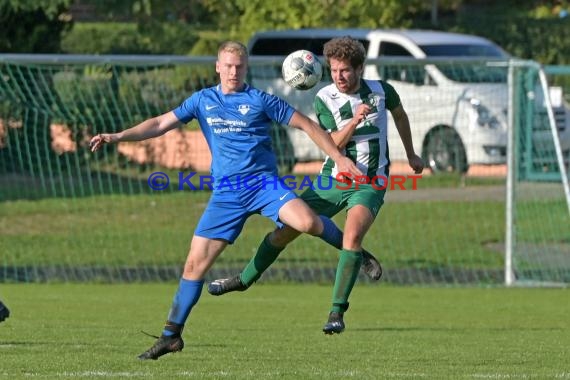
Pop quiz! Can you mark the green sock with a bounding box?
[239,234,284,286]
[331,249,363,313]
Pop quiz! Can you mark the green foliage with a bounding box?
[52,66,118,126]
[49,58,218,121]
[90,0,214,25]
[190,33,227,55]
[3,0,569,64]
[61,21,199,54]
[116,65,218,113]
[0,0,72,52]
[440,14,570,64]
[61,22,138,54]
[201,0,429,42]
[56,2,569,64]
[137,20,200,55]
[196,0,569,65]
[530,0,570,18]
[0,0,72,18]
[409,2,570,65]
[194,0,568,65]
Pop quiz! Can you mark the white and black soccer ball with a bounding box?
[281,50,323,90]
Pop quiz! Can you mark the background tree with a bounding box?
[0,1,76,175]
[0,0,73,52]
[61,0,211,54]
[201,0,445,42]
[198,0,568,64]
[89,0,213,25]
[432,0,570,64]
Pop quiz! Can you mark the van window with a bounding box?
[435,63,507,83]
[419,44,507,58]
[379,42,413,57]
[417,43,508,83]
[250,38,331,56]
[249,37,369,81]
[249,37,370,56]
[378,42,428,86]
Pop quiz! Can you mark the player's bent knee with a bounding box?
[279,200,322,235]
[343,233,365,250]
[304,218,323,236]
[183,257,210,278]
[289,218,320,235]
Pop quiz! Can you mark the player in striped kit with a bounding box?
[209,36,424,334]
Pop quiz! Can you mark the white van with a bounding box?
[248,28,570,173]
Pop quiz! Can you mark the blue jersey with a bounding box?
[173,84,295,188]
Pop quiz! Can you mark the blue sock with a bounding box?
[318,215,343,249]
[163,278,204,336]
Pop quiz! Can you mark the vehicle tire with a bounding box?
[422,127,468,174]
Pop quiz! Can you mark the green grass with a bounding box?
[1,193,501,267]
[1,284,568,379]
[0,191,566,270]
[1,171,568,283]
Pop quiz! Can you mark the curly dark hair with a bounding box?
[323,36,366,69]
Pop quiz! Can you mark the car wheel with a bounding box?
[423,128,468,174]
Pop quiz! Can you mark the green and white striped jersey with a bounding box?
[314,79,401,184]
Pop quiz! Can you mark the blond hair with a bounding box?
[218,41,248,60]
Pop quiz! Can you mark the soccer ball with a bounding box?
[282,50,323,90]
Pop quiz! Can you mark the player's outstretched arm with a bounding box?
[89,111,183,152]
[391,105,424,174]
[288,111,362,177]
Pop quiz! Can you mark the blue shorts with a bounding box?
[194,176,297,243]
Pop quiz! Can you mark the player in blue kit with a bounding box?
[90,41,363,360]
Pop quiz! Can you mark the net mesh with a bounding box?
[0,55,568,285]
[511,65,570,285]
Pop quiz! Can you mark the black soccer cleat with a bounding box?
[138,334,184,360]
[323,312,345,335]
[361,249,383,281]
[207,275,248,296]
[0,301,9,323]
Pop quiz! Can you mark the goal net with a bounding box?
[0,55,568,285]
[506,63,570,286]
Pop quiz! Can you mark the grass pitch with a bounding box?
[1,284,568,379]
[2,173,568,284]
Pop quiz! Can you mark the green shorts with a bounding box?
[300,175,386,219]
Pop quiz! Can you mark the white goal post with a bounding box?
[505,60,570,286]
